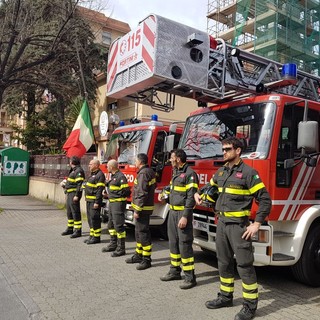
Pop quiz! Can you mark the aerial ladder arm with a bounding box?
[107,14,320,111]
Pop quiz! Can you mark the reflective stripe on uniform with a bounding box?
[109,197,127,202]
[220,210,251,217]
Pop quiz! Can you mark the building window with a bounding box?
[102,31,112,46]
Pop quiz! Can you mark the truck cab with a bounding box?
[102,117,182,237]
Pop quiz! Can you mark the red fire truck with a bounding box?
[107,14,320,286]
[101,116,182,238]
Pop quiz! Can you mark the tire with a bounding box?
[291,224,320,287]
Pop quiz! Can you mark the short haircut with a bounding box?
[222,137,244,152]
[70,156,80,166]
[171,149,187,163]
[137,153,148,165]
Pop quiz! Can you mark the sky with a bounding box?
[104,0,208,32]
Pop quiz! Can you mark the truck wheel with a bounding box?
[291,224,320,287]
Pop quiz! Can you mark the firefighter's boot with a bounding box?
[70,229,82,238]
[179,270,197,290]
[160,267,182,281]
[205,293,233,309]
[86,236,101,245]
[61,227,73,236]
[111,238,126,257]
[136,257,152,270]
[101,236,117,252]
[125,253,142,264]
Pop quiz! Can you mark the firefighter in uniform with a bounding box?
[83,159,106,245]
[61,156,85,238]
[125,153,156,270]
[195,137,272,320]
[102,159,130,257]
[159,149,199,289]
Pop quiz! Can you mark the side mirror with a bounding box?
[164,135,175,152]
[298,121,319,153]
[284,159,295,169]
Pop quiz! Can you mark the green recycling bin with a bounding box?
[0,147,30,195]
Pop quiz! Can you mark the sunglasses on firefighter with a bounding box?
[222,147,234,152]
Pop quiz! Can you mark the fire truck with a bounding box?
[101,116,182,238]
[107,14,320,286]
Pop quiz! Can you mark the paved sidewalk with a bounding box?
[1,195,320,320]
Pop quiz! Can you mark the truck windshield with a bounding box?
[179,102,276,160]
[105,130,152,164]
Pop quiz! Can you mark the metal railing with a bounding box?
[30,153,97,180]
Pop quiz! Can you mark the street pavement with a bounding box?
[0,195,320,320]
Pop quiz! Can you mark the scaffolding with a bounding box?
[207,0,320,74]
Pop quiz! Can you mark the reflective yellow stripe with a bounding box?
[67,178,76,182]
[66,188,77,192]
[174,186,186,192]
[142,206,154,210]
[186,182,198,190]
[143,245,152,251]
[171,260,181,267]
[110,184,129,190]
[222,210,251,217]
[220,285,234,293]
[249,182,265,194]
[117,231,126,239]
[170,205,185,211]
[87,182,96,187]
[225,187,250,195]
[243,292,259,299]
[109,229,117,236]
[75,177,84,182]
[109,197,127,202]
[96,182,105,187]
[210,178,218,187]
[148,178,156,186]
[86,195,96,199]
[132,204,154,211]
[182,265,195,271]
[181,257,194,264]
[132,203,142,211]
[220,277,234,284]
[170,253,181,259]
[242,282,258,290]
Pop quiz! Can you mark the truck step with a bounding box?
[273,231,294,237]
[272,253,295,261]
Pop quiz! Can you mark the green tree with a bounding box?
[0,0,107,153]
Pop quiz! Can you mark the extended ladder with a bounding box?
[107,14,320,111]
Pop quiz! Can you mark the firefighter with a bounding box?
[61,156,85,238]
[125,153,156,270]
[83,159,106,245]
[101,159,130,257]
[194,137,272,320]
[159,149,199,290]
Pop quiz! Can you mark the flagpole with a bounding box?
[75,38,98,152]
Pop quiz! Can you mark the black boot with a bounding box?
[61,227,73,236]
[111,238,126,257]
[160,267,182,281]
[87,237,101,245]
[84,236,93,243]
[179,270,197,289]
[101,235,117,252]
[205,293,233,309]
[70,229,82,238]
[125,253,142,264]
[136,257,152,270]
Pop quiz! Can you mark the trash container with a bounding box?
[0,147,30,195]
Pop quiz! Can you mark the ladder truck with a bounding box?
[107,14,320,286]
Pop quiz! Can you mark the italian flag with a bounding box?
[63,100,94,158]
